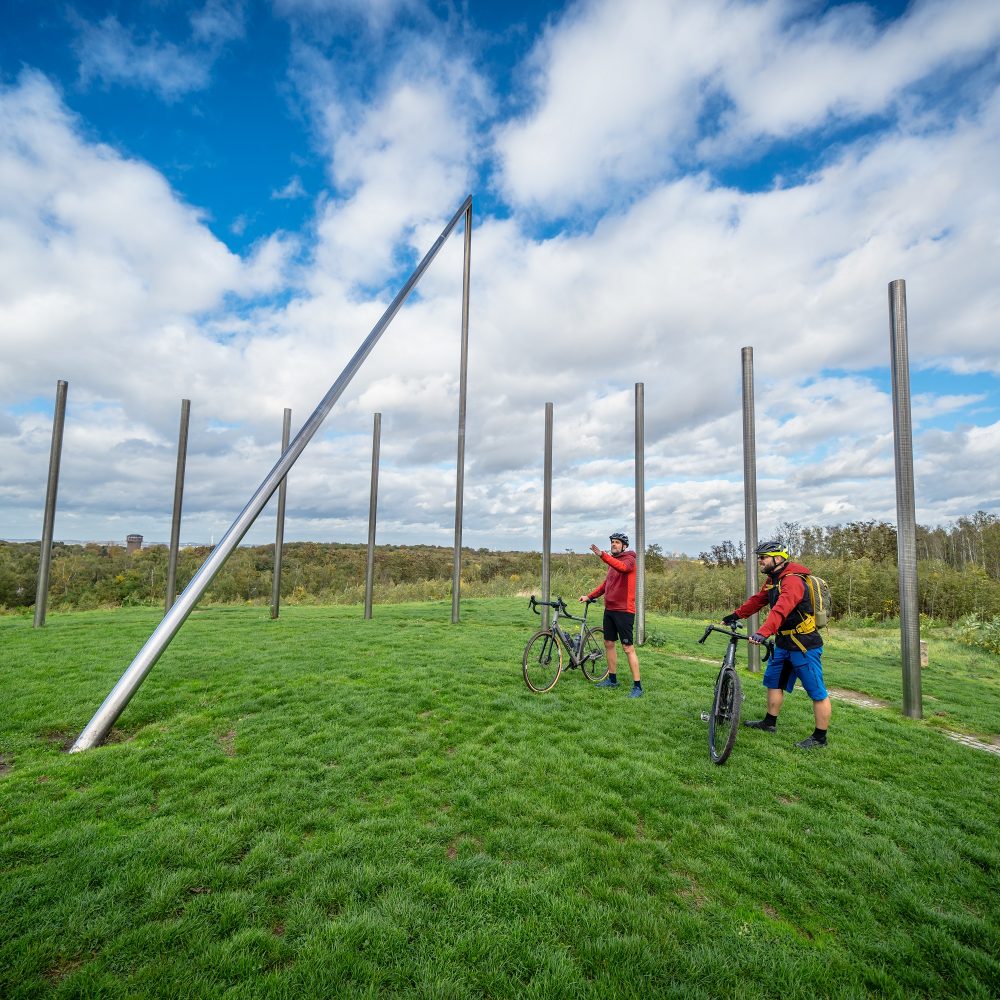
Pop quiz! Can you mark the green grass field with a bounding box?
[2,600,998,998]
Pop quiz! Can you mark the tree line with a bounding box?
[3,515,1000,623]
[699,513,1000,581]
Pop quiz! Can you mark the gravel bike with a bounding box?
[697,623,774,765]
[522,596,609,692]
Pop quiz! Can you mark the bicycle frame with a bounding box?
[697,624,774,765]
[528,595,595,667]
[522,595,608,693]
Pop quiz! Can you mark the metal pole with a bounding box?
[165,399,190,612]
[451,201,473,624]
[270,407,291,619]
[889,279,922,719]
[634,383,645,646]
[741,348,760,672]
[71,196,473,752]
[542,402,553,629]
[34,379,68,628]
[364,412,381,620]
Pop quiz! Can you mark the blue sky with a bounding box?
[1,0,999,554]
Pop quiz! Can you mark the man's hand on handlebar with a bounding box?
[748,631,767,645]
[722,613,740,627]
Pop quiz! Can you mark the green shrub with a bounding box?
[956,613,1000,655]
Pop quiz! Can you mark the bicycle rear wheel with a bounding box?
[523,630,563,692]
[579,626,609,682]
[709,666,742,765]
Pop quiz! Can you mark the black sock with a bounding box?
[764,713,778,727]
[633,680,642,689]
[812,727,828,744]
[607,672,617,681]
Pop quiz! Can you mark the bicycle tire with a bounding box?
[709,666,742,765]
[523,629,563,693]
[579,626,609,682]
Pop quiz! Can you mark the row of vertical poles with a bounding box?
[541,403,553,628]
[364,412,381,620]
[739,282,922,711]
[740,349,760,672]
[889,279,922,719]
[26,199,472,628]
[33,380,68,628]
[537,386,647,642]
[451,200,473,624]
[634,384,645,645]
[271,408,292,619]
[165,399,191,612]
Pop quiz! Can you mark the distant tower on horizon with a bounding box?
[126,534,143,555]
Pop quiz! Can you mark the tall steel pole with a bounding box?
[741,348,760,672]
[889,279,922,719]
[634,383,646,646]
[364,412,381,620]
[34,379,68,628]
[270,407,292,620]
[71,196,473,752]
[541,402,553,629]
[165,398,190,612]
[451,201,473,624]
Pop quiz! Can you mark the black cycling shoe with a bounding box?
[795,735,827,749]
[743,719,777,733]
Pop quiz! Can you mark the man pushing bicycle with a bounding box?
[580,531,643,698]
[722,540,831,749]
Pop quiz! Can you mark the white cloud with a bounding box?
[273,176,307,200]
[275,0,428,36]
[1,3,998,554]
[495,0,1000,214]
[0,73,294,419]
[190,0,247,46]
[293,36,488,289]
[73,16,212,99]
[70,1,245,100]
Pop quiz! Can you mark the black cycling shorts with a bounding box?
[603,610,635,646]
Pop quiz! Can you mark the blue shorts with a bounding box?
[763,646,828,701]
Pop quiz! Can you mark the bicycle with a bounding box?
[697,623,774,765]
[522,596,609,692]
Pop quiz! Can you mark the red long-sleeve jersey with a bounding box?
[587,549,637,613]
[735,560,822,650]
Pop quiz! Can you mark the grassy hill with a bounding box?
[2,600,998,997]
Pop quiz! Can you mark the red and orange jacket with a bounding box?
[587,549,637,613]
[734,560,823,651]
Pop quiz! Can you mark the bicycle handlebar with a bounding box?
[528,595,592,617]
[698,622,775,661]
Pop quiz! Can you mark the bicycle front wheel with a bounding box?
[579,626,609,682]
[709,666,742,765]
[523,630,563,693]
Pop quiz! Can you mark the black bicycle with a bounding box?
[522,596,609,692]
[697,623,774,765]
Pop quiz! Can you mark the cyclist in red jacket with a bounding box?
[580,531,643,698]
[723,540,831,749]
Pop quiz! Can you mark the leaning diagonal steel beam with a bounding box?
[70,196,473,752]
